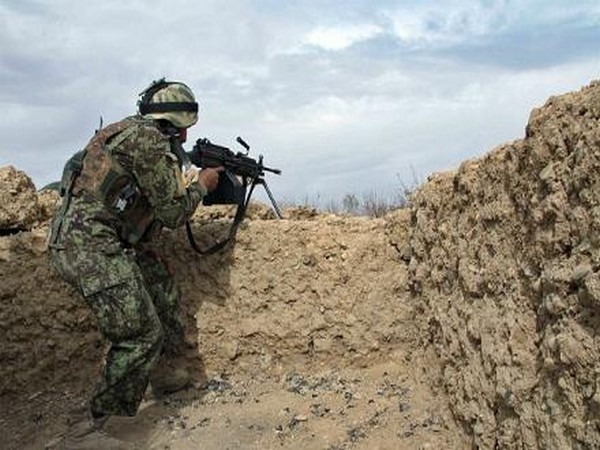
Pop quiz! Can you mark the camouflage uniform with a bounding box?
[49,115,205,417]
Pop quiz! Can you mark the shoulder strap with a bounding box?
[48,148,88,248]
[184,178,256,255]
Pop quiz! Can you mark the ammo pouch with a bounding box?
[102,173,156,244]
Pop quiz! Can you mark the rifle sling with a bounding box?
[184,178,257,255]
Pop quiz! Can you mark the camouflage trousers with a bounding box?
[50,243,185,417]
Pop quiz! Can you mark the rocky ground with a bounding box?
[1,79,600,449]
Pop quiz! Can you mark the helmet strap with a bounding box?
[137,78,198,114]
[138,102,198,114]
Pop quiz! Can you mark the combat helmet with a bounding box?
[138,78,198,128]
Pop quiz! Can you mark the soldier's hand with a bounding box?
[198,167,224,192]
[183,166,200,187]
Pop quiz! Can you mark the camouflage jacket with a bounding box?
[51,115,205,251]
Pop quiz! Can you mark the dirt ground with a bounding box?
[1,79,600,449]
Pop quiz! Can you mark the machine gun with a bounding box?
[187,137,282,213]
[181,136,282,254]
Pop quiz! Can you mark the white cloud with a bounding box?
[384,1,509,48]
[1,0,599,204]
[304,24,383,51]
[383,0,600,49]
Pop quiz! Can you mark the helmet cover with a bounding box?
[138,78,198,128]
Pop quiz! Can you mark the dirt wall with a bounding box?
[402,81,600,449]
[0,169,416,398]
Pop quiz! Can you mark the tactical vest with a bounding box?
[59,119,156,245]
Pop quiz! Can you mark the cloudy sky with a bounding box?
[1,0,599,206]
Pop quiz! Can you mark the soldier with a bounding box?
[47,79,221,439]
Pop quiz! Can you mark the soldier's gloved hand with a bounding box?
[198,167,224,192]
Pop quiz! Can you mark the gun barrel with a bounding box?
[263,166,281,175]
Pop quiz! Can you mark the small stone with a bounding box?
[571,264,591,283]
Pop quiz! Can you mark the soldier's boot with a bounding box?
[71,413,109,438]
[46,413,130,449]
[149,359,191,398]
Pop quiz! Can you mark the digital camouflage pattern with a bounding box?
[49,116,204,417]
